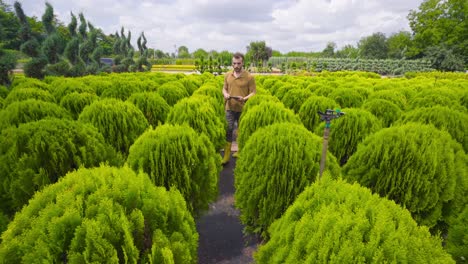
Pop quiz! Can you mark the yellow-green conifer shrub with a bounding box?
[315,108,381,165]
[157,81,189,106]
[0,166,198,264]
[460,90,468,110]
[328,87,365,108]
[273,84,299,101]
[11,77,51,91]
[78,98,149,155]
[409,93,465,111]
[127,92,170,127]
[361,98,402,128]
[0,118,121,215]
[234,123,340,237]
[3,88,55,106]
[0,99,72,130]
[240,94,280,118]
[166,97,225,150]
[368,89,408,110]
[0,97,3,109]
[193,84,224,107]
[0,85,8,98]
[179,78,199,95]
[395,105,468,152]
[280,88,314,113]
[237,101,302,152]
[49,78,95,101]
[59,92,99,119]
[298,95,340,132]
[343,123,465,228]
[80,77,113,96]
[446,206,468,263]
[127,124,220,215]
[100,80,144,101]
[255,176,454,264]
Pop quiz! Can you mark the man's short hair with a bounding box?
[233,52,244,62]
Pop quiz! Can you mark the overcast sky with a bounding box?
[6,0,424,54]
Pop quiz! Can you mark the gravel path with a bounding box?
[196,153,260,264]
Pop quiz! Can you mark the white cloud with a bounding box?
[6,0,423,53]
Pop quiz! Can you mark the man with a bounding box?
[222,52,256,165]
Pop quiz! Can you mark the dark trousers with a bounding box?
[226,110,241,142]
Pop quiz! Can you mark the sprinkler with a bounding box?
[317,109,345,179]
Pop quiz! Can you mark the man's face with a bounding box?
[232,57,243,72]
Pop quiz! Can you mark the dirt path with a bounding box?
[196,152,260,264]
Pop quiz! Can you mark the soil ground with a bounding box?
[196,144,260,264]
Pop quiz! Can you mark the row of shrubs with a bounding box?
[0,71,466,263]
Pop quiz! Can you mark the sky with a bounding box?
[6,0,424,54]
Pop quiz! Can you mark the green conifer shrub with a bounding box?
[368,89,408,110]
[0,99,71,130]
[127,124,220,215]
[280,88,314,113]
[237,101,302,152]
[11,77,51,91]
[190,94,225,122]
[395,106,468,152]
[126,92,170,127]
[166,97,225,150]
[298,95,340,132]
[59,92,99,119]
[446,206,468,263]
[409,94,464,111]
[273,84,299,101]
[157,81,189,106]
[78,98,149,155]
[328,88,365,108]
[343,123,464,228]
[192,84,224,107]
[100,80,143,101]
[179,78,199,95]
[361,98,402,128]
[49,78,95,101]
[240,94,280,118]
[0,166,198,263]
[234,123,341,237]
[0,86,9,98]
[3,88,55,106]
[0,118,120,215]
[314,108,381,165]
[255,176,455,264]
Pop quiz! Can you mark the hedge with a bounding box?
[235,123,340,237]
[0,166,198,263]
[127,124,220,215]
[255,176,454,264]
[343,123,465,228]
[78,98,149,155]
[0,118,120,215]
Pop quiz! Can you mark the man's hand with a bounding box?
[224,93,230,100]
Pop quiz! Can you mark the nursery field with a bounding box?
[0,70,466,263]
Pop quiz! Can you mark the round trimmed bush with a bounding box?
[101,80,143,101]
[273,84,298,100]
[280,88,314,113]
[361,98,402,128]
[192,84,224,107]
[237,101,302,152]
[0,85,8,99]
[314,108,381,165]
[0,118,121,215]
[255,176,454,264]
[446,206,468,263]
[11,77,51,91]
[343,123,464,228]
[409,94,465,112]
[166,97,225,150]
[0,166,198,264]
[59,92,99,119]
[179,78,198,95]
[4,88,55,106]
[0,99,72,130]
[234,123,340,237]
[127,124,220,215]
[127,92,170,127]
[298,95,340,132]
[190,94,225,122]
[78,99,149,155]
[157,81,189,106]
[395,105,468,152]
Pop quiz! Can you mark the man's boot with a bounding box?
[232,149,239,158]
[221,142,232,165]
